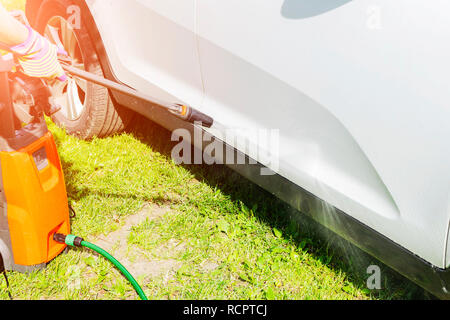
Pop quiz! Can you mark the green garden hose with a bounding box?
[54,233,148,300]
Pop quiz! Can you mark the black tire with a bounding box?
[33,0,133,139]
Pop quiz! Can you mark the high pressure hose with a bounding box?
[53,233,148,300]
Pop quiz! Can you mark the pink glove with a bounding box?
[9,25,68,81]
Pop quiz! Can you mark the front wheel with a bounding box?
[33,0,134,139]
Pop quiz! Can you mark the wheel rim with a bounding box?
[44,16,87,121]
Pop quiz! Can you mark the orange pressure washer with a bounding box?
[0,53,70,274]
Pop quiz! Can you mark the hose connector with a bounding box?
[53,233,66,244]
[53,233,84,247]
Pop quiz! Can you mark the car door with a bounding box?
[85,0,204,108]
[196,0,450,268]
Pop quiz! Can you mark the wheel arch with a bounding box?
[26,0,136,138]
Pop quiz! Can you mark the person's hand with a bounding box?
[8,25,68,81]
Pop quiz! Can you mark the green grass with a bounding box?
[0,0,432,300]
[0,115,431,300]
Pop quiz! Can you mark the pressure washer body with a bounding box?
[0,54,70,272]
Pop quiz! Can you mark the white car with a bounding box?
[26,0,450,299]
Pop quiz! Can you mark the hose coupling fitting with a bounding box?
[53,233,84,247]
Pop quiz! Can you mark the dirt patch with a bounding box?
[88,204,182,279]
[153,238,186,258]
[200,261,220,273]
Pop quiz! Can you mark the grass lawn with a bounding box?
[0,0,432,300]
[0,116,430,300]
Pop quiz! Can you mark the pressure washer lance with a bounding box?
[53,233,148,300]
[59,62,214,128]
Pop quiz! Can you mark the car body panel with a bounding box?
[85,0,450,268]
[85,0,204,109]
